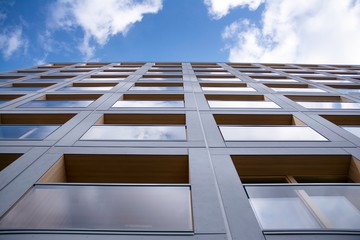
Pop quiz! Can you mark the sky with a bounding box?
[1,0,360,71]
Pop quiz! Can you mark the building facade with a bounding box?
[0,62,359,240]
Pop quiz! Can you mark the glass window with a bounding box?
[139,78,183,81]
[0,87,43,91]
[341,126,360,138]
[298,102,360,109]
[130,86,183,91]
[253,78,298,83]
[19,100,94,108]
[219,126,327,141]
[271,88,326,93]
[208,100,280,109]
[245,185,360,230]
[81,78,126,81]
[0,185,193,232]
[23,78,68,83]
[309,79,353,84]
[81,125,186,141]
[338,89,360,94]
[113,100,184,108]
[202,87,256,92]
[198,77,241,82]
[59,87,113,91]
[0,125,59,140]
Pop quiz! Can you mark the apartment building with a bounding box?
[0,62,359,240]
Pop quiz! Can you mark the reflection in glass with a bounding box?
[20,100,93,108]
[208,100,280,108]
[309,80,353,84]
[0,185,193,232]
[298,102,360,109]
[339,89,360,94]
[342,126,360,138]
[113,100,184,108]
[253,79,297,83]
[198,78,240,82]
[271,88,326,93]
[0,125,59,140]
[219,126,327,141]
[139,78,183,81]
[246,185,360,230]
[130,86,183,91]
[0,100,7,104]
[0,87,43,91]
[202,87,256,92]
[81,125,187,140]
[59,87,113,91]
[81,78,125,81]
[23,78,68,82]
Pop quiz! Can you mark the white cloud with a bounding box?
[0,27,28,60]
[221,0,360,64]
[48,0,163,60]
[204,0,264,19]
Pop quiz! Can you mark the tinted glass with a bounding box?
[82,78,126,81]
[23,78,68,82]
[139,78,183,81]
[253,79,297,83]
[81,125,187,140]
[60,87,113,91]
[202,87,256,92]
[130,86,183,91]
[198,78,240,82]
[113,100,184,108]
[298,102,360,109]
[338,89,360,93]
[342,126,360,138]
[208,100,280,108]
[219,126,327,141]
[0,185,193,232]
[309,80,353,83]
[246,185,360,230]
[271,88,326,93]
[0,125,59,140]
[0,87,43,91]
[20,100,93,108]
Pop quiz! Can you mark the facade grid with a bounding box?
[0,62,360,240]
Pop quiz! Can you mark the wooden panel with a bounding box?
[328,84,360,89]
[205,95,264,101]
[40,154,189,184]
[103,114,185,124]
[232,155,351,176]
[321,115,360,125]
[200,83,247,87]
[349,157,360,183]
[38,157,67,182]
[45,94,101,100]
[123,94,184,100]
[73,82,116,87]
[135,82,183,87]
[1,113,75,124]
[213,114,294,125]
[12,82,55,87]
[265,83,308,88]
[0,95,23,100]
[286,95,342,102]
[0,154,22,171]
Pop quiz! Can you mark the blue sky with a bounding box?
[1,0,360,72]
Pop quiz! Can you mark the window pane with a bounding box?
[130,86,183,91]
[246,185,360,230]
[81,125,187,140]
[198,78,240,82]
[271,88,326,93]
[0,87,43,91]
[208,100,280,109]
[0,125,59,140]
[59,87,113,91]
[342,126,360,138]
[298,102,360,109]
[20,100,94,108]
[113,101,184,108]
[219,126,327,141]
[0,185,193,232]
[202,87,256,92]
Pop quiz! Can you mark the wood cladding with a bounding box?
[321,115,360,125]
[214,114,297,125]
[0,113,75,124]
[0,154,22,171]
[102,114,185,124]
[232,155,360,183]
[39,154,189,184]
